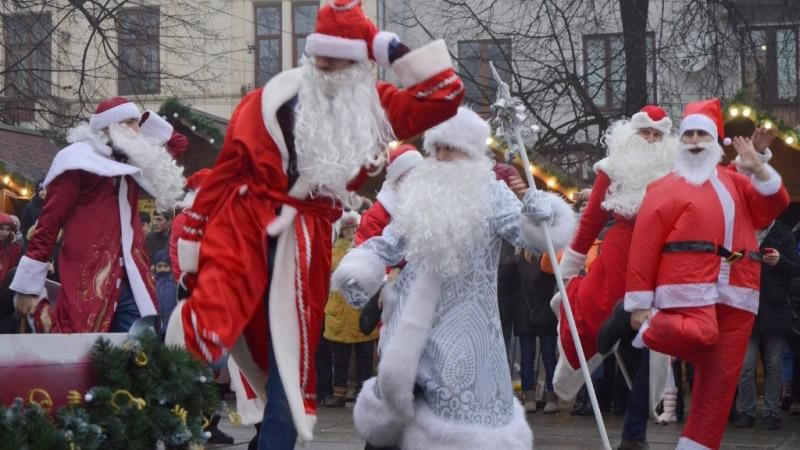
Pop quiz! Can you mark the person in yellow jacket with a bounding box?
[324,211,379,407]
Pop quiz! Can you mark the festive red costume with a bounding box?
[167,17,464,441]
[625,99,789,450]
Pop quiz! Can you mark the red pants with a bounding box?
[643,304,754,450]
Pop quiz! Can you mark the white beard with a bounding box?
[294,58,395,204]
[673,141,723,186]
[600,122,676,218]
[394,157,496,278]
[108,123,186,211]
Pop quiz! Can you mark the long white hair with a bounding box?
[294,58,394,204]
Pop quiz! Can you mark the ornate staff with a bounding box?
[489,62,611,450]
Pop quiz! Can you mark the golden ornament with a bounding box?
[228,411,242,426]
[134,350,149,367]
[66,390,82,406]
[27,388,53,412]
[172,404,188,426]
[110,390,146,411]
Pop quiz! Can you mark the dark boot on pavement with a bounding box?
[733,413,754,428]
[597,302,633,355]
[205,413,235,444]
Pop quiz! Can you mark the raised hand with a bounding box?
[732,136,768,180]
[751,127,777,153]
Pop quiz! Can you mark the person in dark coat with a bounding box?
[513,249,559,413]
[152,249,177,334]
[20,179,45,243]
[736,220,800,430]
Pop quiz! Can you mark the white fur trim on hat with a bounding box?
[679,113,718,141]
[139,111,174,145]
[392,39,453,87]
[630,111,672,135]
[373,31,399,68]
[386,151,422,184]
[423,107,490,159]
[89,102,141,131]
[305,32,368,61]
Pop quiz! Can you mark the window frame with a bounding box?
[456,38,513,114]
[2,12,52,122]
[740,24,800,105]
[254,2,283,86]
[582,32,658,113]
[117,6,161,96]
[291,1,319,67]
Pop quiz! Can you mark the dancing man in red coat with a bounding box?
[165,2,464,448]
[624,98,789,449]
[12,97,186,333]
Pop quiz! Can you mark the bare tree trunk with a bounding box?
[619,0,649,116]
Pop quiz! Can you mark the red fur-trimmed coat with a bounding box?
[172,40,464,441]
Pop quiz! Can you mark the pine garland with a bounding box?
[0,331,220,450]
[157,98,224,144]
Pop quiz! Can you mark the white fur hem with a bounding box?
[552,329,606,401]
[331,247,386,301]
[177,239,200,274]
[373,31,399,68]
[677,436,712,450]
[401,397,533,450]
[353,377,405,447]
[139,110,174,145]
[392,40,453,87]
[305,33,369,61]
[751,164,782,196]
[164,300,187,347]
[10,256,49,296]
[624,291,654,312]
[559,247,586,280]
[228,358,266,425]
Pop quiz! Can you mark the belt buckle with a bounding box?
[726,251,744,263]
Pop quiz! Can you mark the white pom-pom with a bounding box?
[191,125,197,131]
[84,393,93,402]
[172,112,179,118]
[723,137,732,146]
[198,375,208,383]
[202,431,212,439]
[209,138,215,144]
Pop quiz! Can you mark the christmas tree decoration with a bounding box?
[0,330,220,450]
[158,98,224,145]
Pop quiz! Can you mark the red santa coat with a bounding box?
[355,201,391,246]
[173,41,463,441]
[11,141,158,332]
[624,166,789,314]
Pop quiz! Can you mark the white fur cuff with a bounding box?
[624,291,654,312]
[559,247,587,280]
[519,192,576,252]
[392,40,454,87]
[177,238,200,274]
[139,111,174,145]
[353,377,405,447]
[372,31,399,68]
[331,248,386,300]
[10,256,49,296]
[751,164,782,197]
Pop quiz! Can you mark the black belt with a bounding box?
[662,241,761,264]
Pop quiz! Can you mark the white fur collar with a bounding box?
[261,68,303,173]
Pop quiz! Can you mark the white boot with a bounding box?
[523,390,537,413]
[656,386,678,424]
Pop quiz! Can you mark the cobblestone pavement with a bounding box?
[208,404,800,449]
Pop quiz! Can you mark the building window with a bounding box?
[255,4,282,86]
[742,26,799,103]
[457,39,512,114]
[117,7,161,95]
[583,33,656,111]
[293,2,318,66]
[3,12,52,122]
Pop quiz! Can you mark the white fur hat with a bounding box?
[423,107,490,159]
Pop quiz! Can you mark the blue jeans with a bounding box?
[109,278,140,332]
[258,335,297,450]
[737,333,786,418]
[518,334,557,391]
[622,349,649,442]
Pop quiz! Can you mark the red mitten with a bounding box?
[166,131,189,158]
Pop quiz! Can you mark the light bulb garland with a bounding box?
[725,103,800,150]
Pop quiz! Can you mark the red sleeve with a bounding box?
[377,68,464,141]
[570,171,612,255]
[355,203,390,246]
[169,213,186,279]
[25,171,81,263]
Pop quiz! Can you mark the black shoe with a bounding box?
[248,423,261,450]
[734,413,754,428]
[763,415,781,430]
[204,414,235,444]
[597,302,633,355]
[571,387,594,416]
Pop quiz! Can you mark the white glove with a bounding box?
[341,279,372,308]
[521,189,554,224]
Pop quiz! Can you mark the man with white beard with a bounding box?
[164,2,464,448]
[12,96,186,333]
[623,98,788,450]
[331,107,575,450]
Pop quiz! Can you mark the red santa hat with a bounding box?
[304,1,399,67]
[423,107,491,160]
[678,98,731,145]
[0,213,16,232]
[186,168,212,192]
[385,144,423,184]
[89,97,141,131]
[630,105,672,135]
